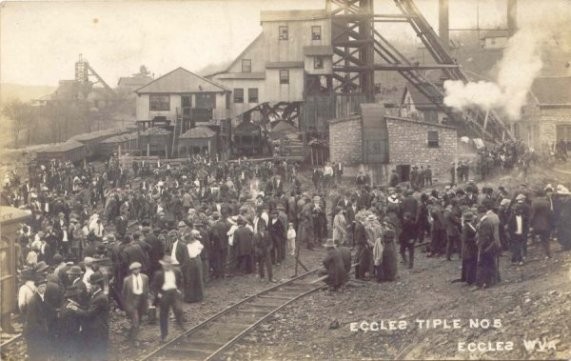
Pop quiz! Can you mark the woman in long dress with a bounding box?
[183,231,204,303]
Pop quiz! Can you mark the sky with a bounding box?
[0,0,567,87]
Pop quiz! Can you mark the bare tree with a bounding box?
[1,99,35,148]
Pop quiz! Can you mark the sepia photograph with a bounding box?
[0,0,570,360]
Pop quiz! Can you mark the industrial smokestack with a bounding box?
[439,0,449,51]
[508,0,517,36]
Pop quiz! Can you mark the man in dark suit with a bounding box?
[254,207,273,282]
[319,239,348,291]
[272,174,284,197]
[142,224,164,280]
[476,200,501,289]
[208,212,229,279]
[115,214,128,239]
[151,256,185,342]
[122,262,149,346]
[68,272,110,361]
[120,235,150,277]
[23,277,52,361]
[530,189,553,259]
[233,216,255,274]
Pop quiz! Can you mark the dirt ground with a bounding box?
[215,166,571,361]
[113,245,328,361]
[114,165,571,361]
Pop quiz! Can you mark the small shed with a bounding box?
[178,126,217,157]
[35,140,87,163]
[138,127,173,157]
[99,131,139,157]
[233,121,263,156]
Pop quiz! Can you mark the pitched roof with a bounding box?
[180,126,216,139]
[530,76,571,105]
[205,33,263,78]
[118,76,153,88]
[260,9,328,22]
[403,84,440,110]
[136,67,229,94]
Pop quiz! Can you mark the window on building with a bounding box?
[195,93,216,109]
[191,108,213,122]
[427,130,439,148]
[149,95,170,111]
[311,26,322,40]
[248,88,259,103]
[279,69,289,85]
[279,26,289,40]
[314,57,324,69]
[233,88,244,103]
[242,59,252,73]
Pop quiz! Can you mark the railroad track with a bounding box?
[138,268,327,361]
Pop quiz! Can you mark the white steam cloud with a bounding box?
[444,9,569,121]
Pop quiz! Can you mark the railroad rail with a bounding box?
[138,268,327,361]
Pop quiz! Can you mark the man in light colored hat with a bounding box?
[122,262,149,346]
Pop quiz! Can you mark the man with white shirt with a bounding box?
[122,262,149,346]
[151,256,185,343]
[507,202,529,265]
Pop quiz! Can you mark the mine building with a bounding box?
[517,76,571,153]
[329,103,457,183]
[135,67,231,158]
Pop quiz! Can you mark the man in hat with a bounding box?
[530,189,553,259]
[319,239,347,291]
[68,272,110,361]
[233,215,255,274]
[507,200,529,265]
[122,262,149,346]
[459,211,478,285]
[151,256,185,342]
[23,276,52,361]
[208,211,229,279]
[142,222,164,280]
[254,206,273,282]
[269,208,286,265]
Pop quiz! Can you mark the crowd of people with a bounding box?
[2,145,570,361]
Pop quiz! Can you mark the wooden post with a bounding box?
[146,143,150,157]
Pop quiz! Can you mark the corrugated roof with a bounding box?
[118,76,153,88]
[260,9,328,22]
[101,131,138,144]
[266,61,304,69]
[37,140,84,153]
[139,127,172,136]
[136,67,230,94]
[303,45,333,56]
[69,128,131,142]
[531,76,571,105]
[180,126,216,139]
[216,72,266,80]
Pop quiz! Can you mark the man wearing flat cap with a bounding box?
[122,262,149,346]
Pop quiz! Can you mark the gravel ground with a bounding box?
[221,242,571,361]
[112,246,328,361]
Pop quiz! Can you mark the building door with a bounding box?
[396,164,410,182]
[556,124,571,150]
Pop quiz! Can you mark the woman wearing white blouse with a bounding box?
[181,231,204,303]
